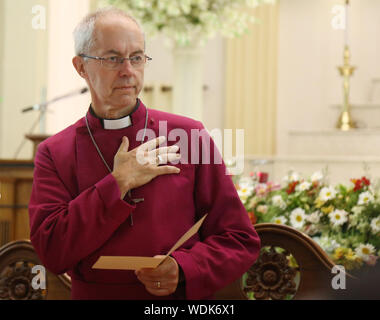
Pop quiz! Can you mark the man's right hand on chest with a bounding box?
[112,136,181,199]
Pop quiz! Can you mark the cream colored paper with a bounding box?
[92,214,208,271]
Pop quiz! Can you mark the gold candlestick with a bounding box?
[336,45,356,131]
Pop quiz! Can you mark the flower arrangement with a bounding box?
[104,0,276,46]
[234,170,380,270]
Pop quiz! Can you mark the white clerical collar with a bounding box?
[103,116,132,130]
[90,101,140,130]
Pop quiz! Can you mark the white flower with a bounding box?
[273,216,287,225]
[237,177,254,202]
[328,209,348,227]
[319,186,337,202]
[290,208,306,229]
[239,177,254,188]
[351,206,364,215]
[289,172,300,182]
[272,195,286,210]
[296,181,312,192]
[282,171,299,183]
[314,236,341,253]
[355,243,375,262]
[256,205,268,214]
[357,191,374,205]
[370,217,380,234]
[311,171,323,183]
[237,187,253,202]
[111,0,275,46]
[307,211,321,224]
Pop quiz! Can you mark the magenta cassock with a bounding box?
[28,100,260,300]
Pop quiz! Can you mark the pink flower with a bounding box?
[267,182,281,192]
[366,255,378,266]
[255,184,268,196]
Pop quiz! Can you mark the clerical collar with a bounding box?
[89,100,140,130]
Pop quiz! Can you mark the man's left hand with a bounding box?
[135,255,179,296]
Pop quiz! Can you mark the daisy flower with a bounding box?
[290,208,306,229]
[328,209,348,227]
[319,186,337,202]
[237,177,254,202]
[311,171,323,183]
[237,188,253,202]
[355,243,375,262]
[357,191,374,206]
[273,216,287,225]
[296,181,312,192]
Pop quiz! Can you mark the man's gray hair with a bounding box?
[73,7,144,55]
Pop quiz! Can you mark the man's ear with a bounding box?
[72,56,86,79]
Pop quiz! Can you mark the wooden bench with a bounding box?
[0,223,353,300]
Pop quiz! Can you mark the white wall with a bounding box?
[0,0,49,159]
[45,0,91,135]
[276,0,380,155]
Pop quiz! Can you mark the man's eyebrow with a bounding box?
[130,50,144,55]
[102,49,144,56]
[103,49,122,55]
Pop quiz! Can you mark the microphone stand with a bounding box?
[21,87,88,113]
[14,87,89,159]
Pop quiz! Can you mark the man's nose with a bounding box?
[118,59,135,76]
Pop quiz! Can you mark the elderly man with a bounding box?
[29,7,260,300]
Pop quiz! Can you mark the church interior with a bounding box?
[0,0,379,301]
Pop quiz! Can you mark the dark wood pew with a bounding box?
[0,223,353,300]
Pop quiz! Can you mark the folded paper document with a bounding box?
[92,214,208,271]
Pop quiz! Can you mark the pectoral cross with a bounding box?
[128,190,144,226]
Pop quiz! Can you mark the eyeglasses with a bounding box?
[79,53,152,69]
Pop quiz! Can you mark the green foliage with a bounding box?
[235,170,380,270]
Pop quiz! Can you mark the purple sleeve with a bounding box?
[29,143,136,275]
[171,123,261,299]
